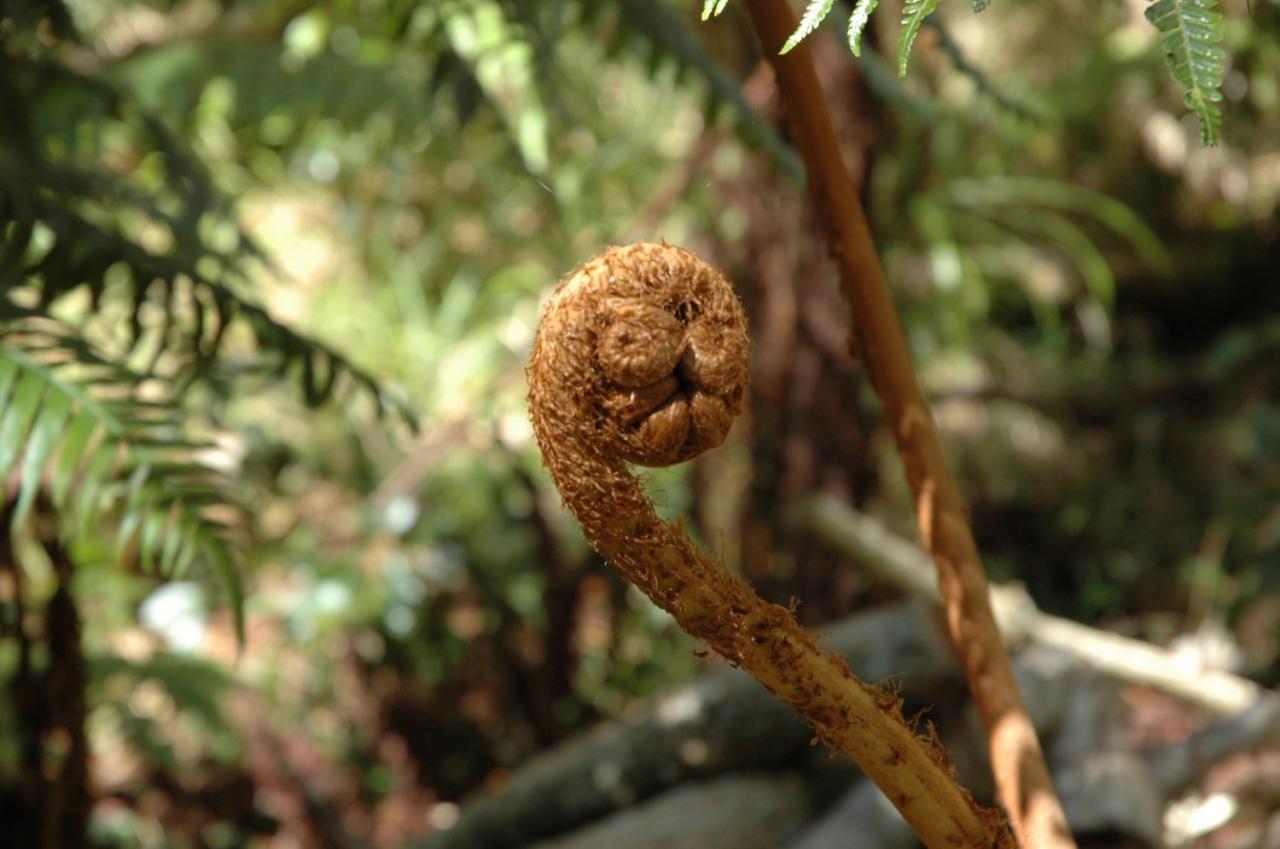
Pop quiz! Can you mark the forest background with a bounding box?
[1,1,1278,848]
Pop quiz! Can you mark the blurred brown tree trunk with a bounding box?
[2,500,90,849]
[721,45,886,626]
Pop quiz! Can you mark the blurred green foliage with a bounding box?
[1,0,1278,846]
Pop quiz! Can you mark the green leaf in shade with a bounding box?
[13,389,71,526]
[159,511,188,577]
[51,413,100,509]
[171,519,200,579]
[205,542,244,645]
[140,507,169,575]
[0,357,19,411]
[73,443,117,540]
[0,371,47,484]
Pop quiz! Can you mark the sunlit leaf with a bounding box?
[1145,0,1225,145]
[781,0,838,54]
[701,0,732,20]
[0,370,46,484]
[848,0,881,56]
[899,0,941,76]
[13,389,71,526]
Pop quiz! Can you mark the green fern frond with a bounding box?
[0,52,415,429]
[848,0,881,57]
[701,0,732,20]
[91,652,236,734]
[90,651,240,769]
[1,200,413,427]
[0,323,246,639]
[1145,0,1225,145]
[942,176,1170,273]
[899,0,942,76]
[997,207,1116,307]
[781,0,838,54]
[937,175,1170,315]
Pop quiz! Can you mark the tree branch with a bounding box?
[793,494,1268,716]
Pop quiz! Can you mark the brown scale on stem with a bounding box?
[528,242,1012,849]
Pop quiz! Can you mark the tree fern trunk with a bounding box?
[41,523,91,849]
[2,499,91,849]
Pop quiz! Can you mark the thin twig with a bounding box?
[796,495,1268,715]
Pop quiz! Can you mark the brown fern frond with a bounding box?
[528,242,1010,849]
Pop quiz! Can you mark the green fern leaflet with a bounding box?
[781,0,838,53]
[701,0,732,20]
[848,0,881,57]
[1145,0,1225,145]
[899,0,942,76]
[0,326,246,639]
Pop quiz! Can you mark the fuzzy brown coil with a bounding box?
[527,242,757,610]
[527,243,1006,849]
[531,242,749,469]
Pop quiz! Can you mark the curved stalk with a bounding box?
[528,242,1010,849]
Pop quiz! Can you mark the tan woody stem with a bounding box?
[738,3,1077,847]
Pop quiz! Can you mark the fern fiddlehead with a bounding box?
[528,242,1010,849]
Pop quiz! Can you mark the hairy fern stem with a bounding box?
[527,242,1010,849]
